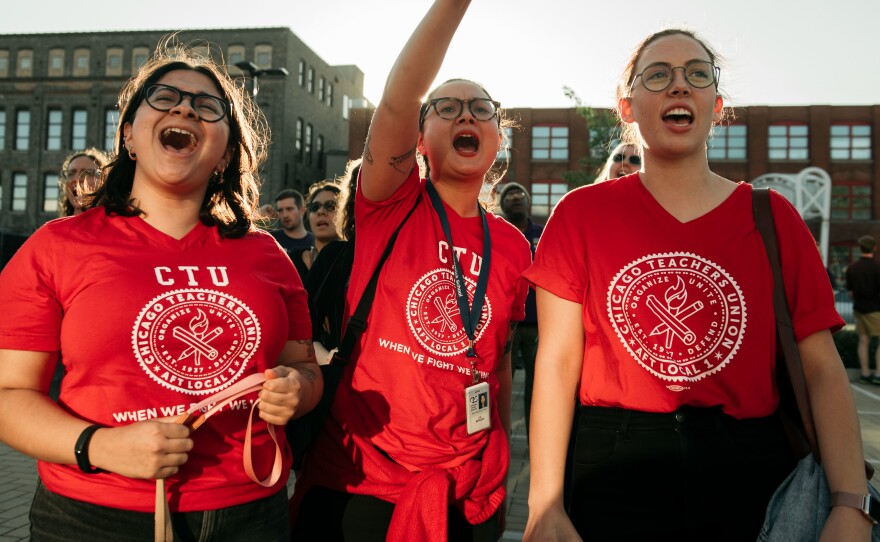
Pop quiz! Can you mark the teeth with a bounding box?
[162,127,198,147]
[664,108,692,118]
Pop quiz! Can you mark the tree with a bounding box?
[562,86,620,189]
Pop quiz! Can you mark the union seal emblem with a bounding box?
[131,289,261,394]
[406,268,492,357]
[606,253,746,382]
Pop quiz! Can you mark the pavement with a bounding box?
[2,369,879,541]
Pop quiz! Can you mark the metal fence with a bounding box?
[835,290,854,325]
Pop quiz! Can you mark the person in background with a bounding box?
[594,142,641,184]
[846,234,880,385]
[291,0,531,540]
[291,182,342,284]
[272,189,314,258]
[524,28,869,541]
[498,182,543,435]
[60,148,109,217]
[0,43,321,541]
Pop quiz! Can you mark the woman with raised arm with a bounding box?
[0,43,321,540]
[291,1,530,541]
[523,29,870,541]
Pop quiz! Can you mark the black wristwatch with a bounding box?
[831,491,880,524]
[74,424,105,474]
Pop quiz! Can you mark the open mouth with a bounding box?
[663,107,694,126]
[453,133,480,153]
[160,127,198,151]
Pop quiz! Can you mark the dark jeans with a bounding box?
[568,405,790,542]
[510,323,538,435]
[30,482,290,542]
[292,485,500,542]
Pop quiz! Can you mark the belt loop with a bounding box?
[619,409,632,442]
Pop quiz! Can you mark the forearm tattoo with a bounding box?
[295,339,316,363]
[388,145,417,174]
[503,322,518,355]
[293,364,318,383]
[363,134,374,165]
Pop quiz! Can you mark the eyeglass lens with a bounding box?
[637,61,717,92]
[613,154,641,166]
[145,84,228,122]
[307,200,337,213]
[432,98,498,121]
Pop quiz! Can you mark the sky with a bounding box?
[2,0,878,110]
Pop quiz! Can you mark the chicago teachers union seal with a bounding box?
[132,289,261,394]
[606,252,746,382]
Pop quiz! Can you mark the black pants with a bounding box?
[568,405,790,542]
[292,485,500,542]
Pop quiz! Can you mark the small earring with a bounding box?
[210,169,223,185]
[125,142,136,160]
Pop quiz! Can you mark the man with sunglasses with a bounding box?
[271,189,314,261]
[499,182,544,436]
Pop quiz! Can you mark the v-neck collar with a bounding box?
[631,174,747,227]
[123,214,214,251]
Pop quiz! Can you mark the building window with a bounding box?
[15,109,30,150]
[318,77,325,101]
[342,95,350,120]
[326,84,333,107]
[298,59,305,86]
[105,47,123,76]
[532,125,569,160]
[16,49,33,77]
[71,109,88,150]
[831,124,872,161]
[131,47,149,71]
[255,45,272,68]
[12,173,27,211]
[305,124,313,165]
[46,109,63,150]
[227,45,245,75]
[768,124,809,160]
[708,124,747,160]
[0,110,6,150]
[48,48,65,77]
[531,181,568,216]
[307,68,314,94]
[296,118,303,160]
[0,50,8,77]
[104,108,119,151]
[496,127,513,162]
[73,48,90,77]
[316,135,324,168]
[43,173,59,213]
[831,181,871,220]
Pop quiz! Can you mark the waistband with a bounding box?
[576,405,778,432]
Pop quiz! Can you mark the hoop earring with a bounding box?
[125,144,137,160]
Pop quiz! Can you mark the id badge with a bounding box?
[465,381,491,435]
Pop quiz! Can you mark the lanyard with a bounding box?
[425,181,491,383]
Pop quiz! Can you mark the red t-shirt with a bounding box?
[524,175,843,419]
[300,169,530,522]
[0,209,311,512]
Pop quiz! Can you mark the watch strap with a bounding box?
[831,491,879,524]
[74,424,104,474]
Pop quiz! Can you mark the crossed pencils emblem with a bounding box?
[647,277,704,349]
[172,309,224,365]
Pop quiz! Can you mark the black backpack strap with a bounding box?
[332,193,422,365]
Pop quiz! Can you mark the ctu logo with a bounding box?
[154,266,229,287]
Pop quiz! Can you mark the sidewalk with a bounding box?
[3,370,879,541]
[0,370,532,541]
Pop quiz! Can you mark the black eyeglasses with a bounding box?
[422,97,501,123]
[143,84,230,122]
[630,60,720,93]
[306,200,338,213]
[62,168,99,180]
[612,154,641,166]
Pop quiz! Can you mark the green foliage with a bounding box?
[562,86,620,189]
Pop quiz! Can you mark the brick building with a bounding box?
[0,28,367,234]
[350,103,880,279]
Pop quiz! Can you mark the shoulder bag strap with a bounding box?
[333,193,422,365]
[752,187,821,460]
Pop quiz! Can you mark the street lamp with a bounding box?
[235,61,289,97]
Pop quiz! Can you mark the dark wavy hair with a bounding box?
[88,38,269,238]
[418,78,514,211]
[334,158,361,242]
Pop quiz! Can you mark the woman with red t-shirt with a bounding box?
[290,1,530,541]
[0,43,321,540]
[523,30,870,541]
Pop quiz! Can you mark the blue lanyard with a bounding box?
[425,181,492,378]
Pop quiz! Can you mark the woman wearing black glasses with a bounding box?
[0,42,320,540]
[291,181,342,284]
[524,29,869,541]
[291,1,530,540]
[595,142,641,183]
